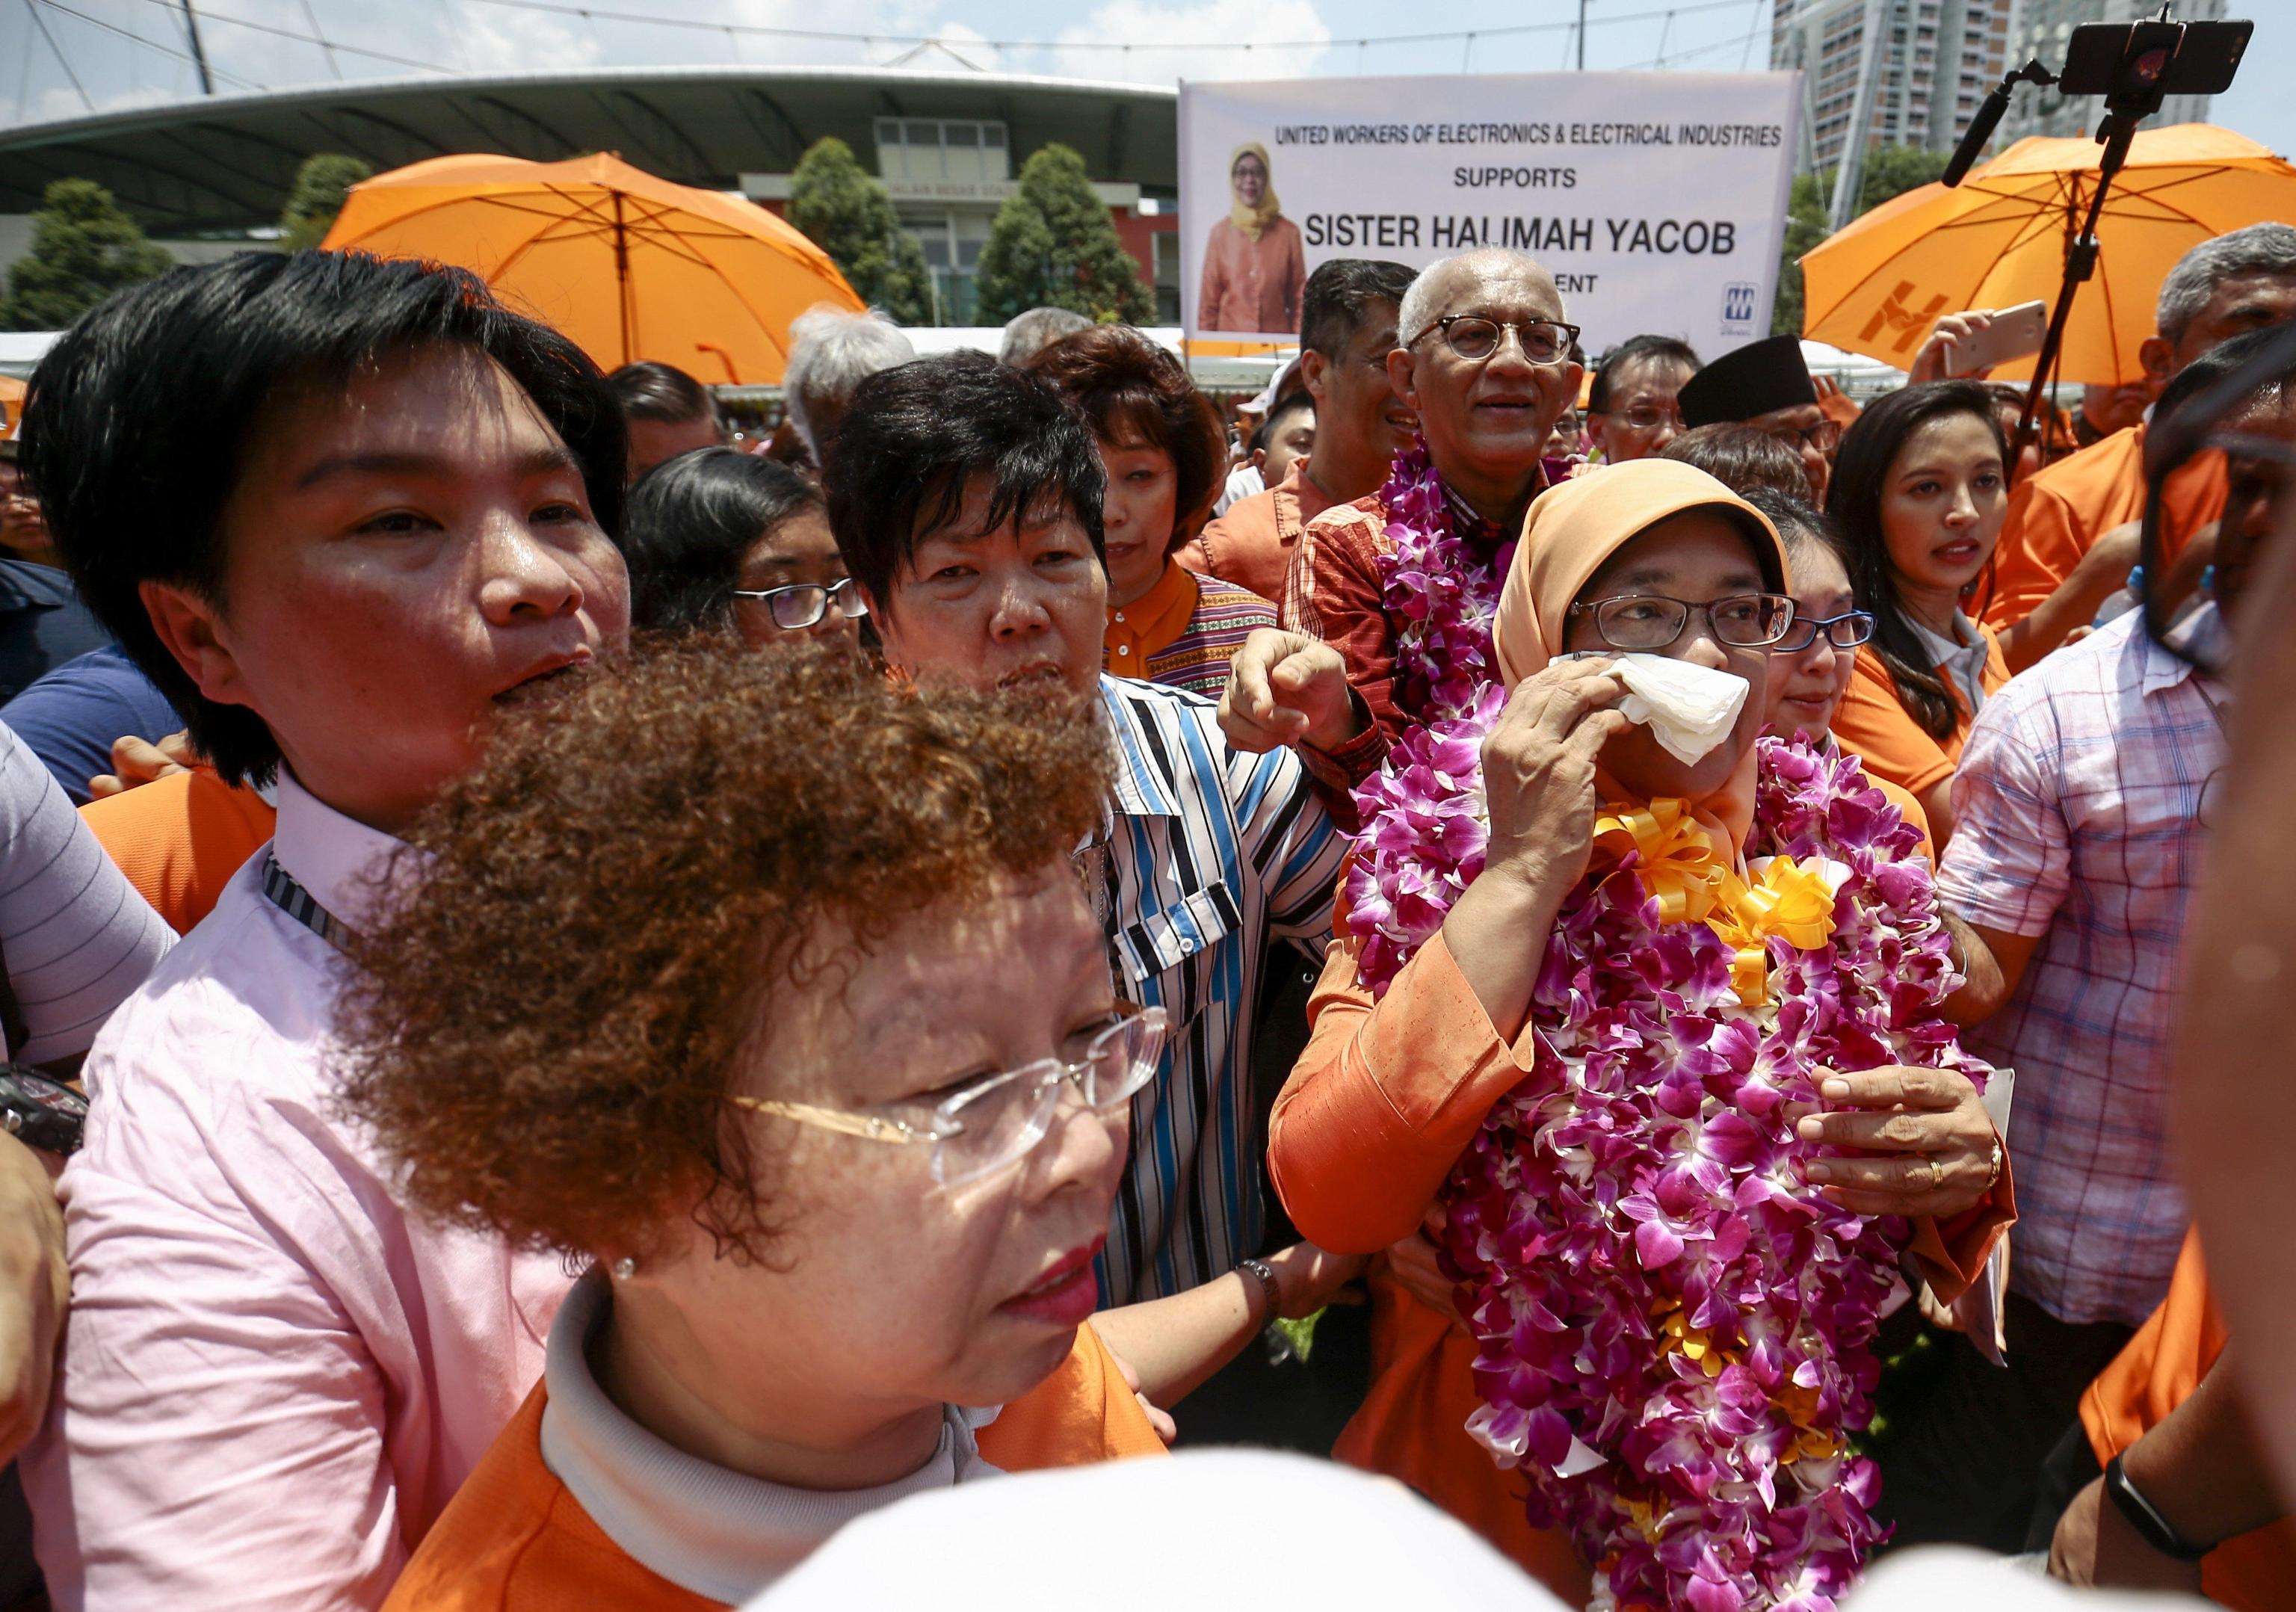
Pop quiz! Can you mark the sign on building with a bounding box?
[1178,72,1801,356]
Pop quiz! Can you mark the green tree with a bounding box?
[974,143,1153,326]
[1771,171,1832,337]
[0,179,171,332]
[786,137,933,326]
[1857,143,1950,215]
[279,153,374,253]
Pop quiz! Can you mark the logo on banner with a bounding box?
[1721,282,1759,333]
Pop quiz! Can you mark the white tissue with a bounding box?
[1611,653,1749,765]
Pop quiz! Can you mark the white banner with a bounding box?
[1178,72,1801,358]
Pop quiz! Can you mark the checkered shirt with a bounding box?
[1936,609,2226,1326]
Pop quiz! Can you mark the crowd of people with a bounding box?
[0,211,2286,1612]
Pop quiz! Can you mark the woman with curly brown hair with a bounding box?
[343,644,1335,1608]
[1025,325,1278,697]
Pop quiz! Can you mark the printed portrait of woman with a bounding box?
[1197,143,1306,336]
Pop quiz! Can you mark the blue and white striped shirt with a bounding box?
[1091,675,1347,1304]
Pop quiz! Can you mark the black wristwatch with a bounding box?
[0,1066,86,1156]
[2102,1451,2213,1561]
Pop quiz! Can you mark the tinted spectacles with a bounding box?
[1768,418,1842,454]
[730,578,868,631]
[1600,405,1685,433]
[1770,611,1876,652]
[1411,315,1581,367]
[730,1005,1168,1190]
[1567,592,1797,651]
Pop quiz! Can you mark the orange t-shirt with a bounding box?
[383,1324,1167,1611]
[1829,626,2010,801]
[1265,891,2012,1600]
[78,767,277,935]
[2079,1232,2294,1611]
[1979,423,2226,635]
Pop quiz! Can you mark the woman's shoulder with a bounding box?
[1185,570,1280,626]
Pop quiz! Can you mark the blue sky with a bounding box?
[3,0,2286,158]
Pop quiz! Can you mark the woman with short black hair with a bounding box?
[622,450,860,647]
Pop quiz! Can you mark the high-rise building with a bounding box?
[1772,0,2016,176]
[1996,0,2228,144]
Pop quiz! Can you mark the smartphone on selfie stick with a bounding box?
[1940,8,2253,469]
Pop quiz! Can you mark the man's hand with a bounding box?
[87,729,196,800]
[2050,1475,2206,1594]
[1794,1066,1999,1218]
[1909,310,2000,385]
[0,1130,67,1466]
[1218,629,1365,755]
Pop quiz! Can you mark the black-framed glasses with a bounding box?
[1599,404,1685,433]
[1770,611,1876,652]
[2142,321,2296,676]
[1567,592,1797,651]
[1410,315,1581,367]
[730,578,868,631]
[1766,417,1842,454]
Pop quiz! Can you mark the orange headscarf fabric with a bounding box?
[1490,459,1790,860]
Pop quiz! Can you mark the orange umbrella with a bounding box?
[1801,123,2296,384]
[322,152,862,385]
[0,375,23,439]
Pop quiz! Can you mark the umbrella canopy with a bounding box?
[322,152,862,385]
[1801,123,2296,385]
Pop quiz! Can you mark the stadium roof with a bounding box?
[0,66,1179,236]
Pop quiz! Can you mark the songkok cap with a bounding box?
[1677,334,1817,429]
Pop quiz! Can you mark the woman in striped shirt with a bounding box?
[1026,326,1277,698]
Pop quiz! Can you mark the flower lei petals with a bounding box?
[1338,442,1992,1612]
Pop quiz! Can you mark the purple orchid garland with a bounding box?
[1340,445,1991,1611]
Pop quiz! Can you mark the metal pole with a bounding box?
[177,0,214,95]
[612,190,633,366]
[1578,0,1588,69]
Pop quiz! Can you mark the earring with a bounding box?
[611,1256,637,1280]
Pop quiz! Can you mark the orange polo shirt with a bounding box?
[1103,559,1200,675]
[2079,1232,2293,1611]
[78,767,277,935]
[1829,626,2011,802]
[383,1324,1167,1612]
[1266,892,2012,1600]
[1980,423,2226,635]
[1179,460,1343,606]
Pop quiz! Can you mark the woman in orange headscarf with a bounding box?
[1268,460,2014,1602]
[1196,143,1306,336]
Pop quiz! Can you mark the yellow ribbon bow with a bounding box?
[1593,800,1732,925]
[1706,856,1841,1007]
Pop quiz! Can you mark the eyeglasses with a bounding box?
[1410,315,1581,367]
[1766,418,1842,455]
[730,1005,1168,1190]
[729,578,868,631]
[1599,406,1685,433]
[1769,611,1876,652]
[1567,592,1797,651]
